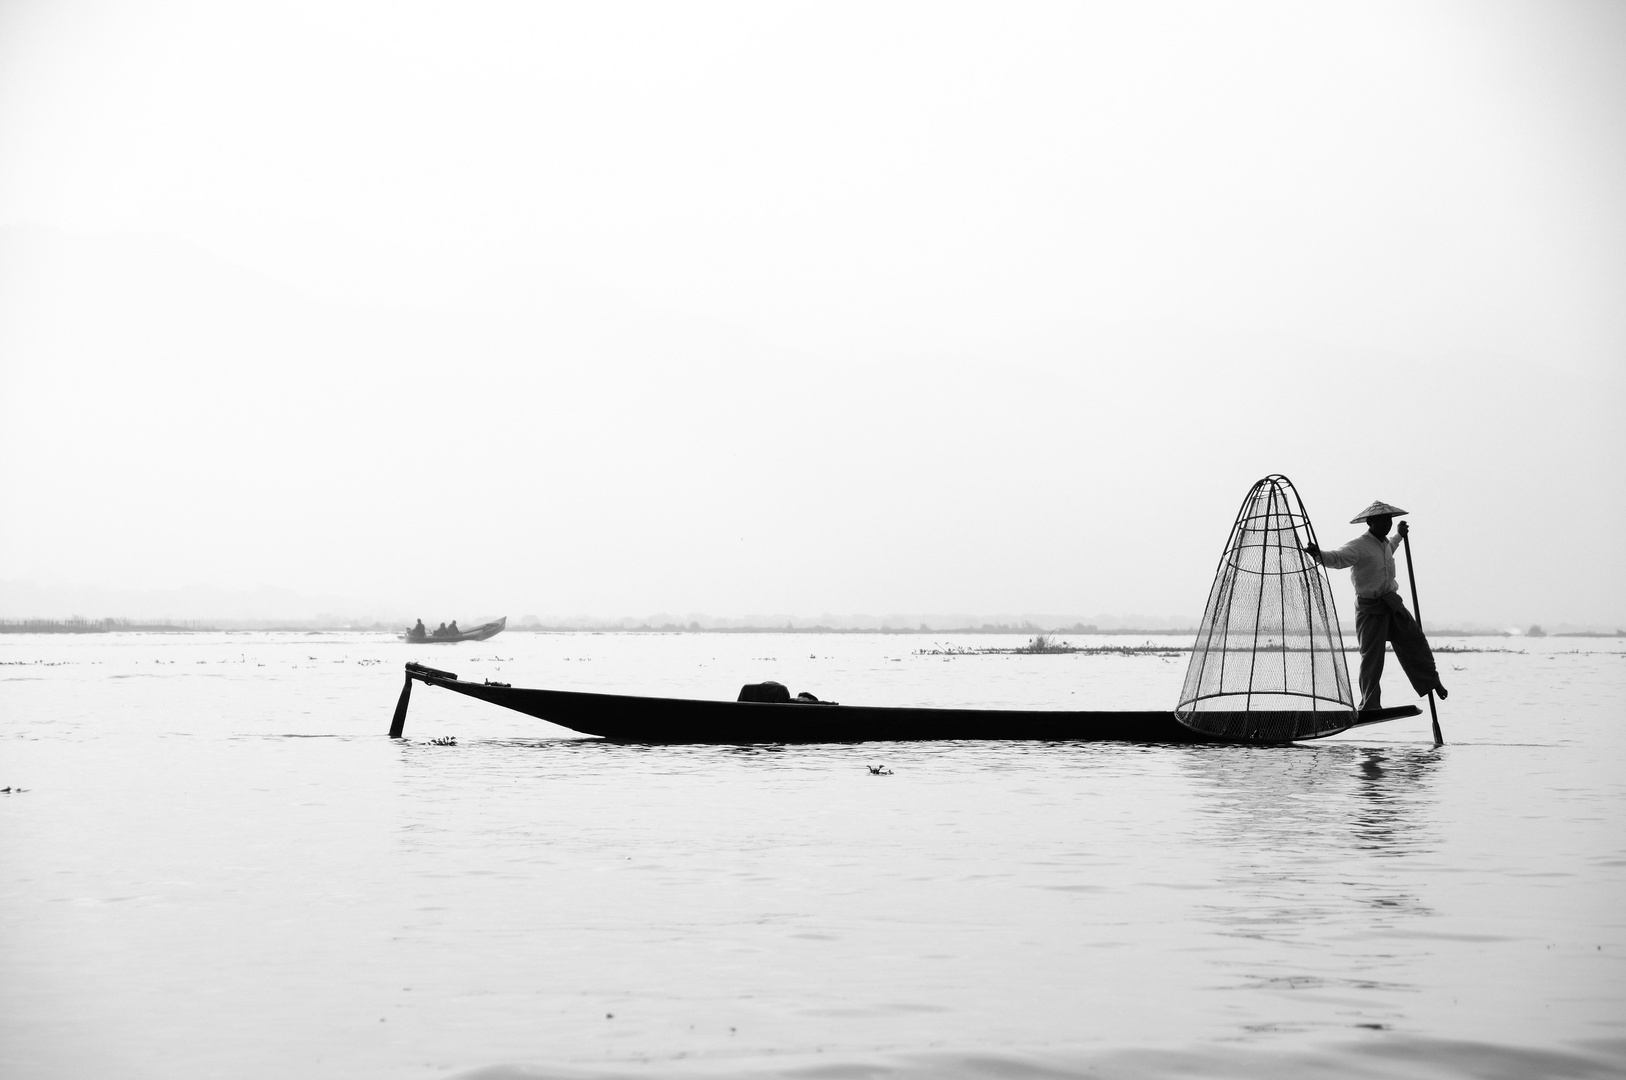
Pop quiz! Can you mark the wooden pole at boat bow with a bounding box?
[1400,527,1445,748]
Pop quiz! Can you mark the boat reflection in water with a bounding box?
[1181,743,1440,860]
[1173,743,1444,1030]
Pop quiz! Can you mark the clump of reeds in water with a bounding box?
[916,638,1186,657]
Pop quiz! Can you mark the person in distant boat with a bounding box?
[411,619,426,640]
[1303,500,1447,711]
[434,622,448,638]
[447,620,459,636]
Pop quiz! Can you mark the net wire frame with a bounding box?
[1175,474,1357,743]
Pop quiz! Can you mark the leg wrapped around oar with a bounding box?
[1387,601,1443,698]
[1355,594,1442,711]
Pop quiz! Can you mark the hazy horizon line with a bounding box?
[1,613,1613,638]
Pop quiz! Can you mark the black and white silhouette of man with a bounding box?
[1304,500,1448,711]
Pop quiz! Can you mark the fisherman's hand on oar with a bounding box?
[1397,520,1409,538]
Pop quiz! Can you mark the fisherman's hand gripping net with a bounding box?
[1175,475,1356,743]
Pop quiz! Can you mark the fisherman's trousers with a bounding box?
[1354,593,1441,711]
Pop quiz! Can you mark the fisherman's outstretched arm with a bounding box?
[1304,540,1360,568]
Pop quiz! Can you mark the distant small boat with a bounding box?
[399,617,506,644]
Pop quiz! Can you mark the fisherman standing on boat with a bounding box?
[1303,500,1448,711]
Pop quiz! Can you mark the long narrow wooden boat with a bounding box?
[387,662,1420,745]
[398,616,506,643]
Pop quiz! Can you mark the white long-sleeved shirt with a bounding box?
[1314,531,1402,599]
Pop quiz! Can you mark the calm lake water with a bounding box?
[2,631,1623,1079]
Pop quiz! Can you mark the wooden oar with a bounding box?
[1400,527,1445,747]
[389,672,413,738]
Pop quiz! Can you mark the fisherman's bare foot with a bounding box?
[1435,684,1448,700]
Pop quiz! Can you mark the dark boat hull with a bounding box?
[395,666,1420,744]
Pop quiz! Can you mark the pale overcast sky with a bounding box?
[1,1,1622,627]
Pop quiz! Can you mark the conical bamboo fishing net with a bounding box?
[1175,475,1356,743]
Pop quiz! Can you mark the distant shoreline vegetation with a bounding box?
[507,622,1196,636]
[0,618,217,634]
[1,619,1618,638]
[916,635,1543,656]
[919,636,1186,657]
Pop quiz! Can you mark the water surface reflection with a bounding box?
[1175,744,1445,1033]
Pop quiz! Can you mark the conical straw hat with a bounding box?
[1350,499,1408,524]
